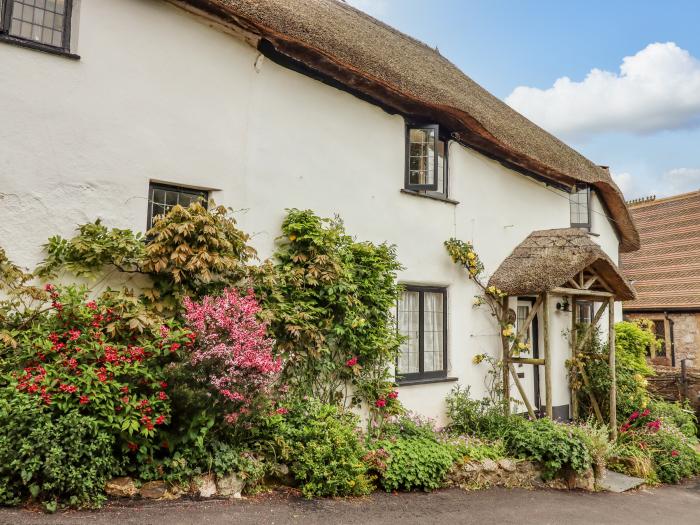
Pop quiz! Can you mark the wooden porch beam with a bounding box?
[582,275,598,290]
[552,287,614,298]
[510,357,546,366]
[509,363,537,419]
[577,301,609,350]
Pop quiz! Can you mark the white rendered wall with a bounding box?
[0,0,624,424]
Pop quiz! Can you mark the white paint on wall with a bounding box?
[0,0,625,424]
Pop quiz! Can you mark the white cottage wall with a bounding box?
[0,0,624,424]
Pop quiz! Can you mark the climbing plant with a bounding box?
[444,239,532,413]
[256,209,403,416]
[36,202,256,314]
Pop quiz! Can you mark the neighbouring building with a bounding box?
[0,0,640,423]
[622,191,700,368]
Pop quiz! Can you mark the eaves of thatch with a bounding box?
[173,0,640,252]
[488,228,636,301]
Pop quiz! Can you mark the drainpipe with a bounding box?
[664,311,675,367]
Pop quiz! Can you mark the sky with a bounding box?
[346,0,700,200]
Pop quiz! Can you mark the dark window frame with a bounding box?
[570,184,592,230]
[147,182,209,230]
[422,134,449,199]
[396,285,448,383]
[405,124,440,192]
[0,0,75,56]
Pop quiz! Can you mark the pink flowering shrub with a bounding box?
[183,288,282,425]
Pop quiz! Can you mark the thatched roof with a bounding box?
[177,0,639,252]
[488,229,636,301]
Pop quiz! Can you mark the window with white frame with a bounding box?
[0,0,74,51]
[396,286,447,381]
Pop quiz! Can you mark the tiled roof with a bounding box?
[622,190,700,310]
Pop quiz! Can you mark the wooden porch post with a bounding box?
[570,295,578,420]
[502,297,511,416]
[609,297,617,440]
[543,293,552,418]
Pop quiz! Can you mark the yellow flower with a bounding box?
[633,373,643,383]
[517,341,530,351]
[472,354,485,365]
[467,252,476,260]
[288,234,297,241]
[502,325,514,337]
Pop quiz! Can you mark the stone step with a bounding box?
[597,469,645,493]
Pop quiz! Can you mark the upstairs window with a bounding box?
[396,286,447,382]
[570,185,591,230]
[405,124,448,195]
[0,0,74,51]
[147,183,208,229]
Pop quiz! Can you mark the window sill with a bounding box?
[397,376,458,387]
[400,189,459,205]
[0,35,80,60]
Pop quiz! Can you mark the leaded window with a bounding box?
[570,185,591,230]
[405,125,439,191]
[147,183,208,229]
[0,0,73,51]
[396,286,447,381]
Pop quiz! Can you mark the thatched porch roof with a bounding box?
[488,229,636,301]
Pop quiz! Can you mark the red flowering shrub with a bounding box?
[2,285,191,459]
[614,405,700,483]
[183,288,282,426]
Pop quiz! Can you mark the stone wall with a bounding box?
[670,313,700,367]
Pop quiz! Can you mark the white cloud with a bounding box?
[612,168,700,200]
[662,168,700,196]
[505,42,700,140]
[611,171,636,197]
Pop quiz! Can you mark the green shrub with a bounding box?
[446,436,507,463]
[0,392,122,510]
[615,407,700,484]
[446,385,509,436]
[500,417,592,479]
[1,285,191,465]
[256,209,403,413]
[649,399,698,439]
[372,436,454,492]
[279,400,373,498]
[573,321,656,421]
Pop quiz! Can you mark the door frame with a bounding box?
[518,296,541,415]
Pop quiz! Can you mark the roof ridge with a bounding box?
[629,189,700,208]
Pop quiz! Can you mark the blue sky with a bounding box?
[348,0,700,199]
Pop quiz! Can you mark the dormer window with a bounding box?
[405,124,448,197]
[1,0,74,52]
[570,185,591,230]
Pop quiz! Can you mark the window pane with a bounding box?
[426,138,447,196]
[570,187,589,225]
[397,291,420,374]
[9,0,68,48]
[147,184,208,229]
[516,305,530,344]
[165,190,179,207]
[408,128,435,186]
[423,292,444,372]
